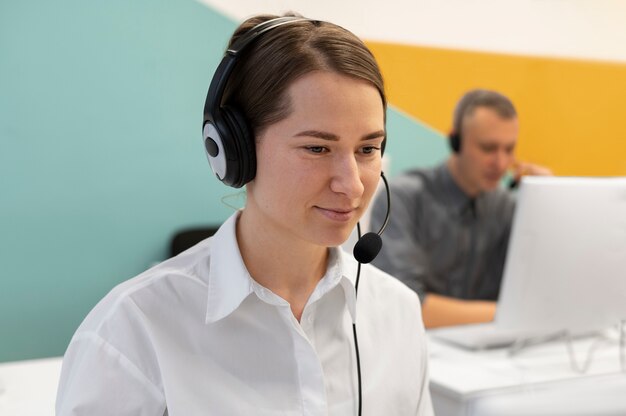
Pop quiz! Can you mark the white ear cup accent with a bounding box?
[203,123,227,180]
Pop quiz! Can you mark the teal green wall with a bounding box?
[386,107,449,175]
[0,0,238,362]
[0,1,447,362]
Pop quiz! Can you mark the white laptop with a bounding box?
[430,176,626,350]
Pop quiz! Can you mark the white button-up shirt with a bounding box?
[56,212,433,415]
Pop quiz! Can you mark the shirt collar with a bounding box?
[313,248,358,324]
[438,163,483,218]
[205,211,254,324]
[205,212,358,324]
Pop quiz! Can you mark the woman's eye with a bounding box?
[361,146,380,154]
[307,146,326,154]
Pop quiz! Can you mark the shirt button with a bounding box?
[307,315,314,324]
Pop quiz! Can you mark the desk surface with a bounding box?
[428,333,626,416]
[0,356,61,416]
[3,337,626,416]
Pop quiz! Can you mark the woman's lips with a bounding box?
[316,207,356,222]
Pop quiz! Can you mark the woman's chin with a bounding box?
[313,228,355,248]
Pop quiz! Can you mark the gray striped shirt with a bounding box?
[370,163,515,302]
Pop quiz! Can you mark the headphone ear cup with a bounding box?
[221,105,256,188]
[449,132,461,153]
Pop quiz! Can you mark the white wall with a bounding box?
[198,0,626,63]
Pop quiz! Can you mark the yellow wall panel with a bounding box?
[366,41,626,176]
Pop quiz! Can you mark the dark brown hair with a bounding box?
[223,14,386,138]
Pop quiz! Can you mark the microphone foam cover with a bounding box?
[353,232,382,264]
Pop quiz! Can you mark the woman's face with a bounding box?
[245,71,385,248]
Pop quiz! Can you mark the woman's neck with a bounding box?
[236,209,328,321]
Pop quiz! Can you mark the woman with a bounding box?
[56,14,433,416]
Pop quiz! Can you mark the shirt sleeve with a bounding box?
[56,332,166,416]
[370,177,432,302]
[413,300,434,416]
[415,355,434,416]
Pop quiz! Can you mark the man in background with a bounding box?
[370,89,551,328]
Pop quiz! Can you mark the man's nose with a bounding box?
[495,149,512,172]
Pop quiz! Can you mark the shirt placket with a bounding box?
[461,199,478,298]
[281,303,328,416]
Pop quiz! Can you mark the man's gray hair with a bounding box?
[453,89,517,134]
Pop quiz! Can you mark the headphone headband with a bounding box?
[204,17,311,124]
[227,17,311,56]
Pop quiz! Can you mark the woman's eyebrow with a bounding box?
[363,130,385,140]
[294,130,385,141]
[294,130,339,140]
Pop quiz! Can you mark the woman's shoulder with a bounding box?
[359,262,422,310]
[58,238,219,408]
[354,263,427,343]
[76,238,215,335]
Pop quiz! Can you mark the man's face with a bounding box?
[456,107,519,195]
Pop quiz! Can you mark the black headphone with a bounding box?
[449,91,475,154]
[449,97,468,153]
[449,130,462,153]
[202,16,311,188]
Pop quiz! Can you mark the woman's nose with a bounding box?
[329,155,364,199]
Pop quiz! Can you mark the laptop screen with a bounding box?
[495,176,626,333]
